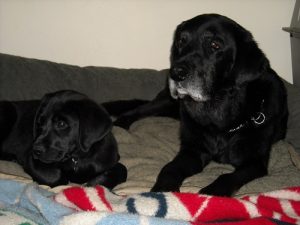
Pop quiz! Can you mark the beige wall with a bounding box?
[0,0,295,82]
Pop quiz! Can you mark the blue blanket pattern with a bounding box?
[0,179,73,224]
[0,179,190,225]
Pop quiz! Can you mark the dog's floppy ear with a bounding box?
[76,100,112,152]
[231,25,270,86]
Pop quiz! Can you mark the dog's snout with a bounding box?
[170,66,189,81]
[32,145,45,158]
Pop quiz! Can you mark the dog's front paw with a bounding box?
[199,184,234,197]
[151,182,180,193]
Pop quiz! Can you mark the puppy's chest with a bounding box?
[62,158,95,183]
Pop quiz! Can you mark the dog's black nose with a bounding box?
[34,149,42,156]
[32,146,45,158]
[170,66,189,81]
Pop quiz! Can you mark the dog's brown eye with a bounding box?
[177,34,188,48]
[55,120,68,129]
[177,39,184,49]
[211,41,220,50]
[178,38,186,46]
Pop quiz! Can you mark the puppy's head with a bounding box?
[32,90,112,164]
[169,14,269,102]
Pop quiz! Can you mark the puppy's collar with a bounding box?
[228,99,266,133]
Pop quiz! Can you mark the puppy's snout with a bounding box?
[170,66,189,81]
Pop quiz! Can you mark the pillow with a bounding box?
[0,53,167,102]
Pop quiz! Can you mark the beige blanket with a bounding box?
[0,117,299,196]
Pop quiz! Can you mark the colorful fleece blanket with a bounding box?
[0,179,300,225]
[55,185,300,225]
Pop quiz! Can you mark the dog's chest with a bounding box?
[202,133,231,162]
[181,98,235,129]
[182,122,233,164]
[181,99,246,164]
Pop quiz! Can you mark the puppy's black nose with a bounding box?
[170,66,189,81]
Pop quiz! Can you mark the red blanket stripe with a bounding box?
[243,189,300,223]
[256,196,283,217]
[63,186,96,211]
[95,186,112,211]
[291,200,300,215]
[193,197,250,222]
[173,192,208,217]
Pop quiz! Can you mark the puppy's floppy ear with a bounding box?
[232,25,270,86]
[34,90,86,139]
[76,100,112,152]
[33,92,56,139]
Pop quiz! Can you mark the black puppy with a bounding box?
[107,14,288,196]
[0,90,127,188]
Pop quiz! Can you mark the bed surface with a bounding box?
[0,117,299,196]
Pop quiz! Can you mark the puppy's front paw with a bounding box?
[113,116,135,130]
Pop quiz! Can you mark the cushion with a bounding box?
[283,80,300,154]
[0,53,300,155]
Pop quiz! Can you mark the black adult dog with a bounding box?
[0,90,127,188]
[107,14,288,196]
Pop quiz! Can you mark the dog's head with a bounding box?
[169,14,269,102]
[32,90,112,164]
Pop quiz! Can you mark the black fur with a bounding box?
[108,14,288,196]
[0,90,127,188]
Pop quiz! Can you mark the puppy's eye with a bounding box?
[55,120,68,129]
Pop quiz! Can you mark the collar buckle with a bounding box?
[251,112,266,125]
[228,99,266,134]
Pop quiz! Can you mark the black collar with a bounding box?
[228,99,266,133]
